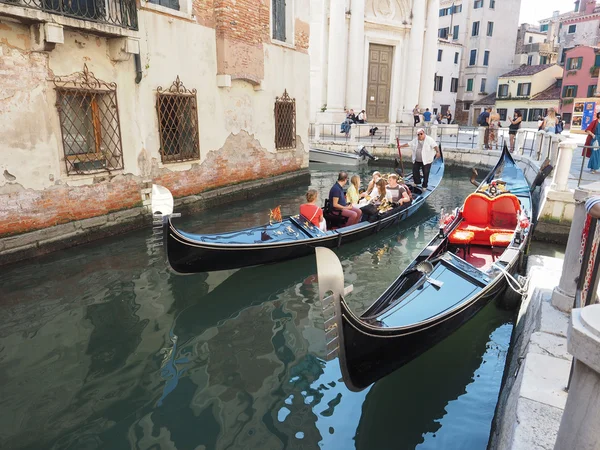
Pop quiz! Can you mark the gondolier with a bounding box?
[398,129,440,189]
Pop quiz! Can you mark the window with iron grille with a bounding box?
[274,90,296,150]
[497,108,507,121]
[156,76,200,163]
[54,64,124,176]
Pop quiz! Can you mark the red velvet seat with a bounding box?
[448,230,475,258]
[453,192,521,247]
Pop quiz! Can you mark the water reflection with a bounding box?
[0,166,513,450]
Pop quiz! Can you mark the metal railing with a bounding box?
[309,124,560,163]
[0,0,138,30]
[575,215,600,309]
[576,145,597,188]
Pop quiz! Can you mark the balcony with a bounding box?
[521,42,558,55]
[0,0,138,32]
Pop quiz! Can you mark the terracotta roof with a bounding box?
[473,92,497,106]
[500,64,557,77]
[531,82,562,101]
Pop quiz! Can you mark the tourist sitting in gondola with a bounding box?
[346,175,368,206]
[385,174,412,209]
[366,171,382,195]
[299,189,327,232]
[329,171,362,226]
[359,178,387,222]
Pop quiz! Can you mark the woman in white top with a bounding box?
[366,171,382,196]
[543,108,557,134]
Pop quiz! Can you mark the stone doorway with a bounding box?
[366,44,393,123]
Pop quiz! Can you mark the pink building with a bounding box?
[560,45,600,124]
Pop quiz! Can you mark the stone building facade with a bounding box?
[0,0,310,259]
[309,0,440,125]
[437,0,522,125]
[514,23,558,66]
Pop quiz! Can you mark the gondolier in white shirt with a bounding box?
[398,128,440,189]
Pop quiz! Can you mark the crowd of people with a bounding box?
[300,128,441,231]
[413,105,454,126]
[299,171,414,231]
[476,107,565,153]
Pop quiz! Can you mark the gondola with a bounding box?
[316,144,533,392]
[152,152,444,274]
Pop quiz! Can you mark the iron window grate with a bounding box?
[274,90,296,150]
[156,76,200,164]
[54,64,124,176]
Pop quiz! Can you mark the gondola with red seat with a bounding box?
[316,144,534,392]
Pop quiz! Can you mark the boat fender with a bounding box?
[337,233,343,248]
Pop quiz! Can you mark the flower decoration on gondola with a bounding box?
[269,206,282,224]
[442,213,456,225]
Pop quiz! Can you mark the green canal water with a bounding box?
[0,165,515,450]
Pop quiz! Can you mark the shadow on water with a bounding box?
[0,165,514,450]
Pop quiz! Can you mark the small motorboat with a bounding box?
[316,144,534,391]
[151,151,444,274]
[309,146,378,166]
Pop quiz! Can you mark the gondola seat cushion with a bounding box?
[448,230,474,244]
[457,193,521,246]
[490,233,513,247]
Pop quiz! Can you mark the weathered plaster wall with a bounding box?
[0,1,310,240]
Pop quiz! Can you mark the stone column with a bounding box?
[551,193,587,312]
[345,0,365,112]
[552,141,577,192]
[309,0,327,122]
[419,0,440,110]
[554,304,600,450]
[477,126,486,150]
[349,123,358,143]
[402,0,426,121]
[515,129,526,155]
[534,130,546,160]
[429,124,439,140]
[542,132,554,160]
[326,0,348,113]
[388,125,397,146]
[550,135,563,166]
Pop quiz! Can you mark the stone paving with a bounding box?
[489,255,571,450]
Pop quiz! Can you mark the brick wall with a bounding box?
[153,131,305,198]
[0,177,141,238]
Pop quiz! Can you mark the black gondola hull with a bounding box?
[318,144,533,391]
[338,260,514,391]
[166,195,424,273]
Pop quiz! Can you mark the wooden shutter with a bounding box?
[273,0,286,41]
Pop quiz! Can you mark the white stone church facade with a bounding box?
[310,0,440,125]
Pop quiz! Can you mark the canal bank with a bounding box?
[0,169,310,266]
